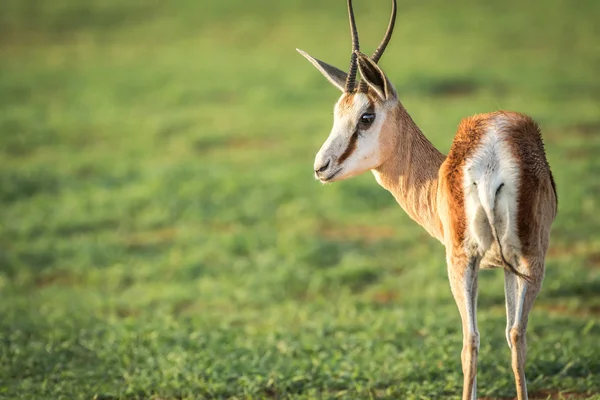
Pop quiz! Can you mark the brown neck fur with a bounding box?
[373,102,446,242]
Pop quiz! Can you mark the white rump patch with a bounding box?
[463,116,521,258]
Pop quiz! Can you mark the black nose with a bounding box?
[316,159,330,174]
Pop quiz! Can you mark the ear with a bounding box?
[356,52,397,101]
[296,49,347,92]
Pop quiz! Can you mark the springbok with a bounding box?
[296,1,557,399]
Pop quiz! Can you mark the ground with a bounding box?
[0,0,599,399]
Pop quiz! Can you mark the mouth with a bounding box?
[319,168,343,183]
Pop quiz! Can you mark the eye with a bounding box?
[359,113,376,127]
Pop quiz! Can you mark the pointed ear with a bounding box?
[356,52,397,101]
[296,49,347,92]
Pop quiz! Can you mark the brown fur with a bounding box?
[338,90,380,111]
[337,93,357,111]
[374,102,446,241]
[439,114,490,245]
[440,112,537,282]
[498,112,557,259]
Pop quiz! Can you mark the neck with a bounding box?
[373,103,446,242]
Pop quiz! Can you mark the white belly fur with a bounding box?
[463,115,521,265]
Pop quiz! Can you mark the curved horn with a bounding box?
[371,0,397,63]
[344,0,360,92]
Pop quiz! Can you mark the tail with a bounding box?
[481,183,532,283]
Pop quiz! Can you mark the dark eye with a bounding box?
[359,113,375,127]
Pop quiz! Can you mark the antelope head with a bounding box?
[297,0,399,183]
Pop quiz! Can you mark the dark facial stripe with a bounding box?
[337,128,359,164]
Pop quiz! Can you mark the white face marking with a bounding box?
[313,93,387,183]
[463,115,521,256]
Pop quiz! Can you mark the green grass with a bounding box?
[1,0,599,398]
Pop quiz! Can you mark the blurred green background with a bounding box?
[1,0,599,399]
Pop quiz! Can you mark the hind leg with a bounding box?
[448,251,481,400]
[504,269,517,348]
[505,257,544,400]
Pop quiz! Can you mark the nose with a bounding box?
[314,159,331,176]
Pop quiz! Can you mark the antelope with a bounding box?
[296,1,557,399]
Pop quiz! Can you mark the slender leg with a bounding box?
[507,259,544,400]
[448,254,480,400]
[504,269,518,349]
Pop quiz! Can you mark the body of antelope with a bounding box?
[297,1,557,399]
